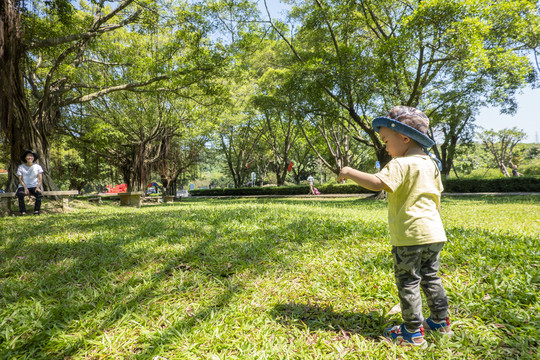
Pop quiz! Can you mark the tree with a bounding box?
[478,127,527,177]
[218,118,262,188]
[300,111,372,176]
[158,135,207,196]
[0,0,238,190]
[155,103,214,196]
[429,101,476,177]
[289,137,318,184]
[212,19,276,188]
[48,137,107,192]
[63,91,173,191]
[252,68,301,186]
[1,0,151,189]
[264,0,540,173]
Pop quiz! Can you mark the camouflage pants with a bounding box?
[392,242,448,333]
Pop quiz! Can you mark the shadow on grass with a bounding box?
[1,197,535,358]
[269,302,387,340]
[0,200,389,358]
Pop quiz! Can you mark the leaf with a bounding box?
[387,303,401,315]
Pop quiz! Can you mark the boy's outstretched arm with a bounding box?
[337,166,390,192]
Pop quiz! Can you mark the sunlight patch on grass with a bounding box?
[0,196,538,359]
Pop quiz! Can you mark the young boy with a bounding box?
[338,106,452,348]
[16,150,44,215]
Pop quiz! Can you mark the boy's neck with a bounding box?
[404,144,424,156]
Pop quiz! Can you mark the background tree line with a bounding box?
[1,0,539,193]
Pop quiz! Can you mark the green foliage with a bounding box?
[273,0,540,173]
[12,0,539,193]
[477,127,528,176]
[524,145,540,160]
[190,183,376,196]
[443,177,540,193]
[515,159,540,177]
[0,197,538,358]
[190,177,540,196]
[0,176,7,190]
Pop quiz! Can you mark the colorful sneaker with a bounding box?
[423,317,454,337]
[384,324,427,348]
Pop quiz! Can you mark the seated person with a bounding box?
[16,150,44,215]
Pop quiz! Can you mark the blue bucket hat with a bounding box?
[372,106,441,169]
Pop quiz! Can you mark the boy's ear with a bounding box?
[400,134,411,143]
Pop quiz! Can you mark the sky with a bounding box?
[258,0,539,143]
[475,86,539,143]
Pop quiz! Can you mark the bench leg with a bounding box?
[120,194,130,206]
[62,196,69,212]
[133,195,141,208]
[0,198,12,216]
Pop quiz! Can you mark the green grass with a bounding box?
[1,196,538,359]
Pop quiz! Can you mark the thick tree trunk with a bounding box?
[1,0,59,191]
[1,0,26,189]
[167,179,177,196]
[275,161,287,186]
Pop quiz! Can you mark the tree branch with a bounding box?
[60,75,169,106]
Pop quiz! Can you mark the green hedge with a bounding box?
[442,176,540,193]
[190,177,540,197]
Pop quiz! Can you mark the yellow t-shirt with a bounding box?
[374,155,447,246]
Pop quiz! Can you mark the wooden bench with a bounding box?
[0,190,79,216]
[87,195,103,204]
[163,195,175,203]
[119,192,144,208]
[143,196,161,204]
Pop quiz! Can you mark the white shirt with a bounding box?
[307,176,314,184]
[16,163,44,188]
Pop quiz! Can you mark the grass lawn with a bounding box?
[0,196,538,359]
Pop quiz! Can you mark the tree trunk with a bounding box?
[498,162,510,177]
[168,178,178,196]
[1,0,28,189]
[451,163,460,180]
[275,160,287,186]
[1,0,59,191]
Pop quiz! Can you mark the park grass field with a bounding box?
[0,196,538,359]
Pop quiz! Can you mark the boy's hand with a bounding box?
[337,167,350,183]
[336,166,389,192]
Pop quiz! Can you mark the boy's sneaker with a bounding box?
[423,317,454,337]
[384,324,427,349]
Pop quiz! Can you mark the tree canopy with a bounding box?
[1,0,538,190]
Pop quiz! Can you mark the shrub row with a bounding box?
[189,184,375,197]
[442,176,540,193]
[190,177,540,197]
